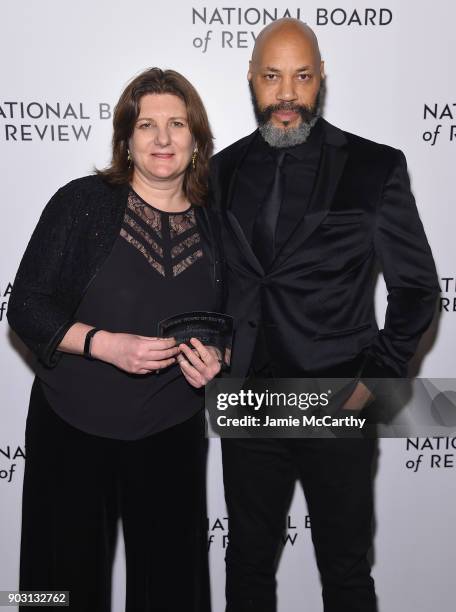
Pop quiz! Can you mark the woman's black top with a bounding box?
[35,188,214,440]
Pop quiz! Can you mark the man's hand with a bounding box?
[341,381,374,411]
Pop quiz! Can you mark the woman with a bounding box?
[7,67,223,611]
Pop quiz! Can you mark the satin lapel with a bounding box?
[223,130,257,212]
[223,209,264,275]
[221,130,264,276]
[272,126,348,273]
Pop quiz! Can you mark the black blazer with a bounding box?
[209,119,439,378]
[7,175,224,367]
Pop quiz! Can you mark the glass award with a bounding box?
[158,311,233,368]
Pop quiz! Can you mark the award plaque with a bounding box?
[158,311,234,368]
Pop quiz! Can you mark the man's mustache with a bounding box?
[258,102,317,124]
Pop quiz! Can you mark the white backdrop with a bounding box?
[1,1,455,611]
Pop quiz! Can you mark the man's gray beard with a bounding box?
[259,114,320,148]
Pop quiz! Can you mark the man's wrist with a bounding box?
[359,354,400,397]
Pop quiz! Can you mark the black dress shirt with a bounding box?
[231,118,324,255]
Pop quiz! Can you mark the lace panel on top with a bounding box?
[120,190,203,278]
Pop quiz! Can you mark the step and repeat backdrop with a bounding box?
[1,1,455,611]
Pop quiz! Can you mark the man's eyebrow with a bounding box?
[261,65,313,73]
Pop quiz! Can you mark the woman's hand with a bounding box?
[92,331,178,374]
[177,338,222,388]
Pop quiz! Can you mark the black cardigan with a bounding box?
[7,175,225,367]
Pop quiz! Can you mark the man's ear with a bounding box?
[320,60,325,80]
[247,60,253,81]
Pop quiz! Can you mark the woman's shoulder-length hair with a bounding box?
[97,67,213,206]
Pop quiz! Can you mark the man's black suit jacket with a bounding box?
[209,119,440,379]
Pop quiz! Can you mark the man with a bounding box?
[209,18,439,612]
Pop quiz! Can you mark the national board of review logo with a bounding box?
[191,6,393,27]
[191,6,393,52]
[0,101,112,142]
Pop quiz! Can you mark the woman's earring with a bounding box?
[127,149,132,168]
[191,149,198,170]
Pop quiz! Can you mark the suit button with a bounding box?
[248,321,257,328]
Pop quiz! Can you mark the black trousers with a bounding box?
[222,435,377,612]
[19,378,211,612]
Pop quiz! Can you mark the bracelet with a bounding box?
[83,328,101,360]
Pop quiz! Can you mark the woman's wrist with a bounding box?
[89,330,114,362]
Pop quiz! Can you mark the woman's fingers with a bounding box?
[178,340,221,386]
[137,336,177,349]
[143,357,177,370]
[189,338,213,364]
[189,339,222,370]
[177,353,201,377]
[178,357,204,387]
[108,334,180,374]
[148,346,180,360]
[179,343,206,371]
